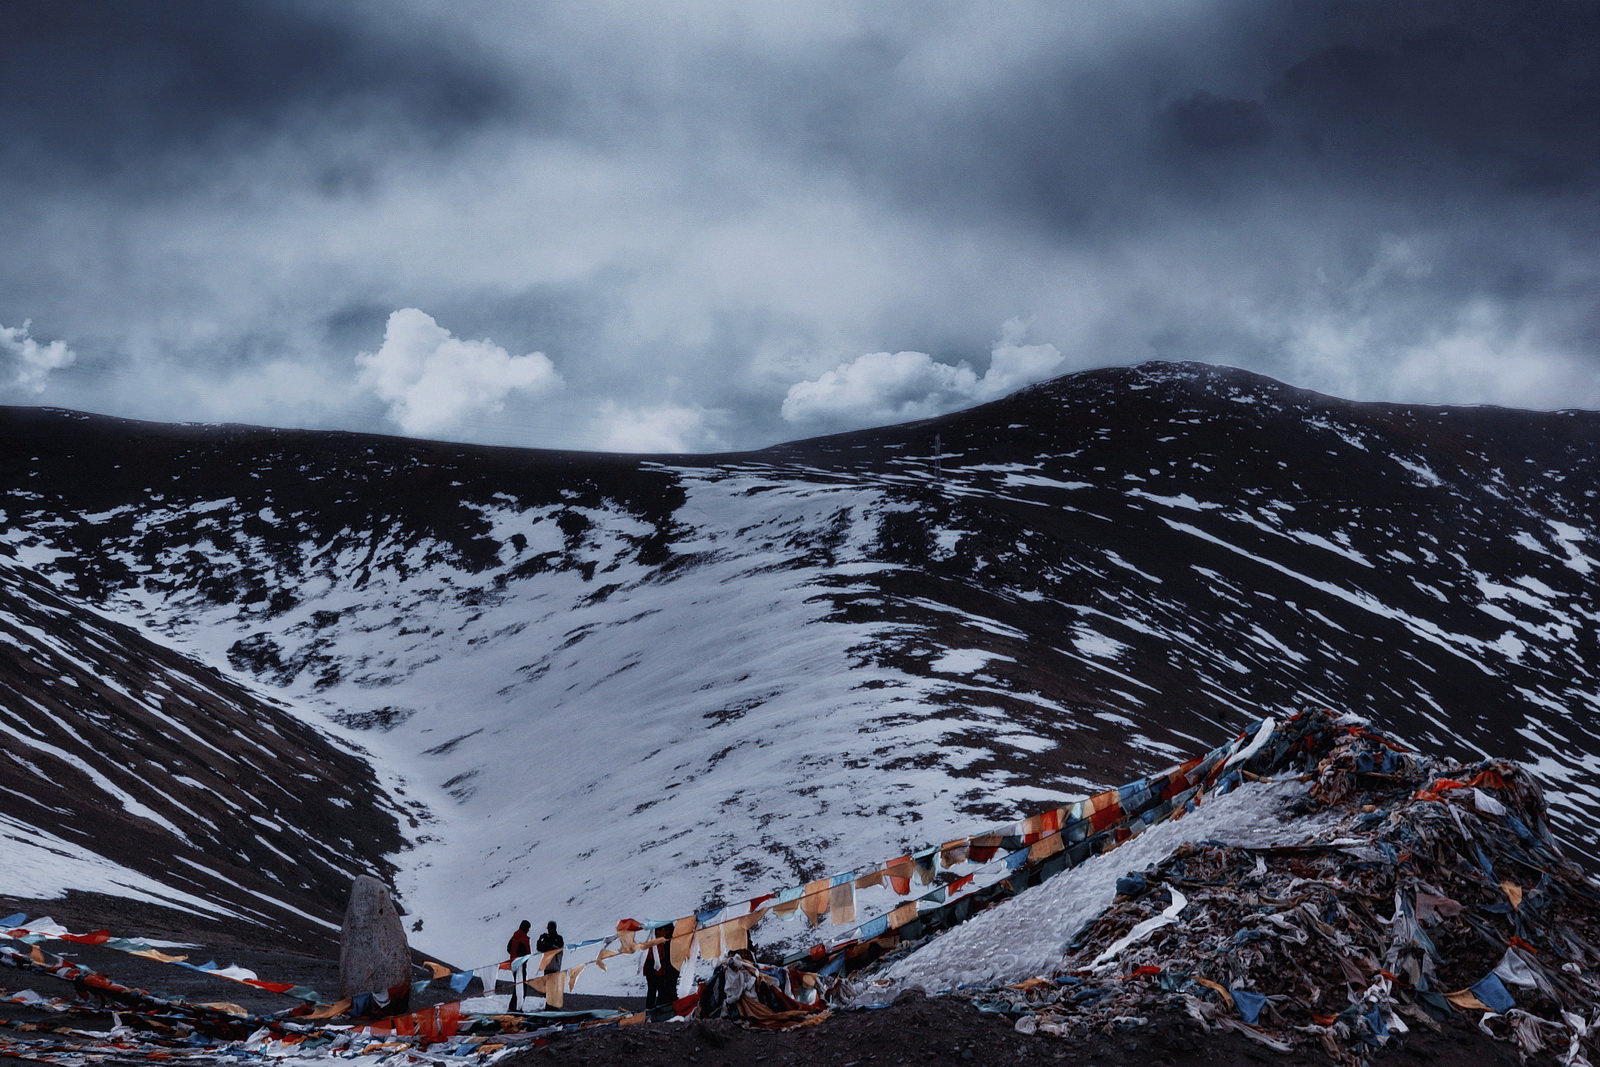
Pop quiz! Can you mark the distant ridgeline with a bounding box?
[2,361,1599,964]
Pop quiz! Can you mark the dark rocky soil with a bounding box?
[505,994,1551,1067]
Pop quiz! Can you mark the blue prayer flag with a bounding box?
[0,914,26,928]
[1470,973,1516,1013]
[1230,988,1267,1024]
[858,915,889,939]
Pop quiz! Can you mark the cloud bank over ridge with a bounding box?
[2,0,1597,449]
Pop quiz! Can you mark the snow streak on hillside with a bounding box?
[1,361,1598,967]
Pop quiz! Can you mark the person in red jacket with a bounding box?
[506,921,533,1010]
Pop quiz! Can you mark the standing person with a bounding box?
[536,920,564,1004]
[642,925,679,1011]
[506,920,533,1011]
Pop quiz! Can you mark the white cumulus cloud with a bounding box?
[597,401,725,454]
[781,319,1064,425]
[356,308,561,435]
[1,320,76,395]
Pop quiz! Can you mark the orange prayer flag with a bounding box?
[800,879,831,927]
[424,961,452,980]
[886,857,914,895]
[437,1001,461,1040]
[1029,834,1064,862]
[303,998,352,1020]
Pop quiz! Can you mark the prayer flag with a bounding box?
[967,835,1002,863]
[670,916,697,969]
[858,914,890,940]
[828,880,856,926]
[886,856,914,895]
[1029,834,1064,862]
[801,879,831,926]
[696,924,723,960]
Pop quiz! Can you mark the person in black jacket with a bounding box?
[536,921,564,976]
[642,925,678,1010]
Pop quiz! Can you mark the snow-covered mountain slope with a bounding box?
[2,361,1598,969]
[0,555,405,950]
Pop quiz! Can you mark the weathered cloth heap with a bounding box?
[948,710,1600,1065]
[697,954,832,1030]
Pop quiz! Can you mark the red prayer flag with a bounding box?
[60,930,111,946]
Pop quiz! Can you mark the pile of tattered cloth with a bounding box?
[697,953,832,1030]
[904,711,1600,1064]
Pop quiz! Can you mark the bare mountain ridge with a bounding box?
[1,361,1597,963]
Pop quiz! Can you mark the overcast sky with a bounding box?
[2,1,1596,452]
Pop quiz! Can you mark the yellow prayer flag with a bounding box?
[696,924,723,960]
[1444,990,1492,1011]
[670,917,697,969]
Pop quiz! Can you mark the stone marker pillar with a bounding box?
[339,875,411,999]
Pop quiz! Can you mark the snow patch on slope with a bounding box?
[856,779,1333,999]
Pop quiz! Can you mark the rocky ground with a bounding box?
[503,992,1551,1067]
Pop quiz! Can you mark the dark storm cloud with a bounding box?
[0,0,511,181]
[2,1,1597,449]
[766,0,1600,231]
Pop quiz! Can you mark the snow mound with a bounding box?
[854,778,1335,1000]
